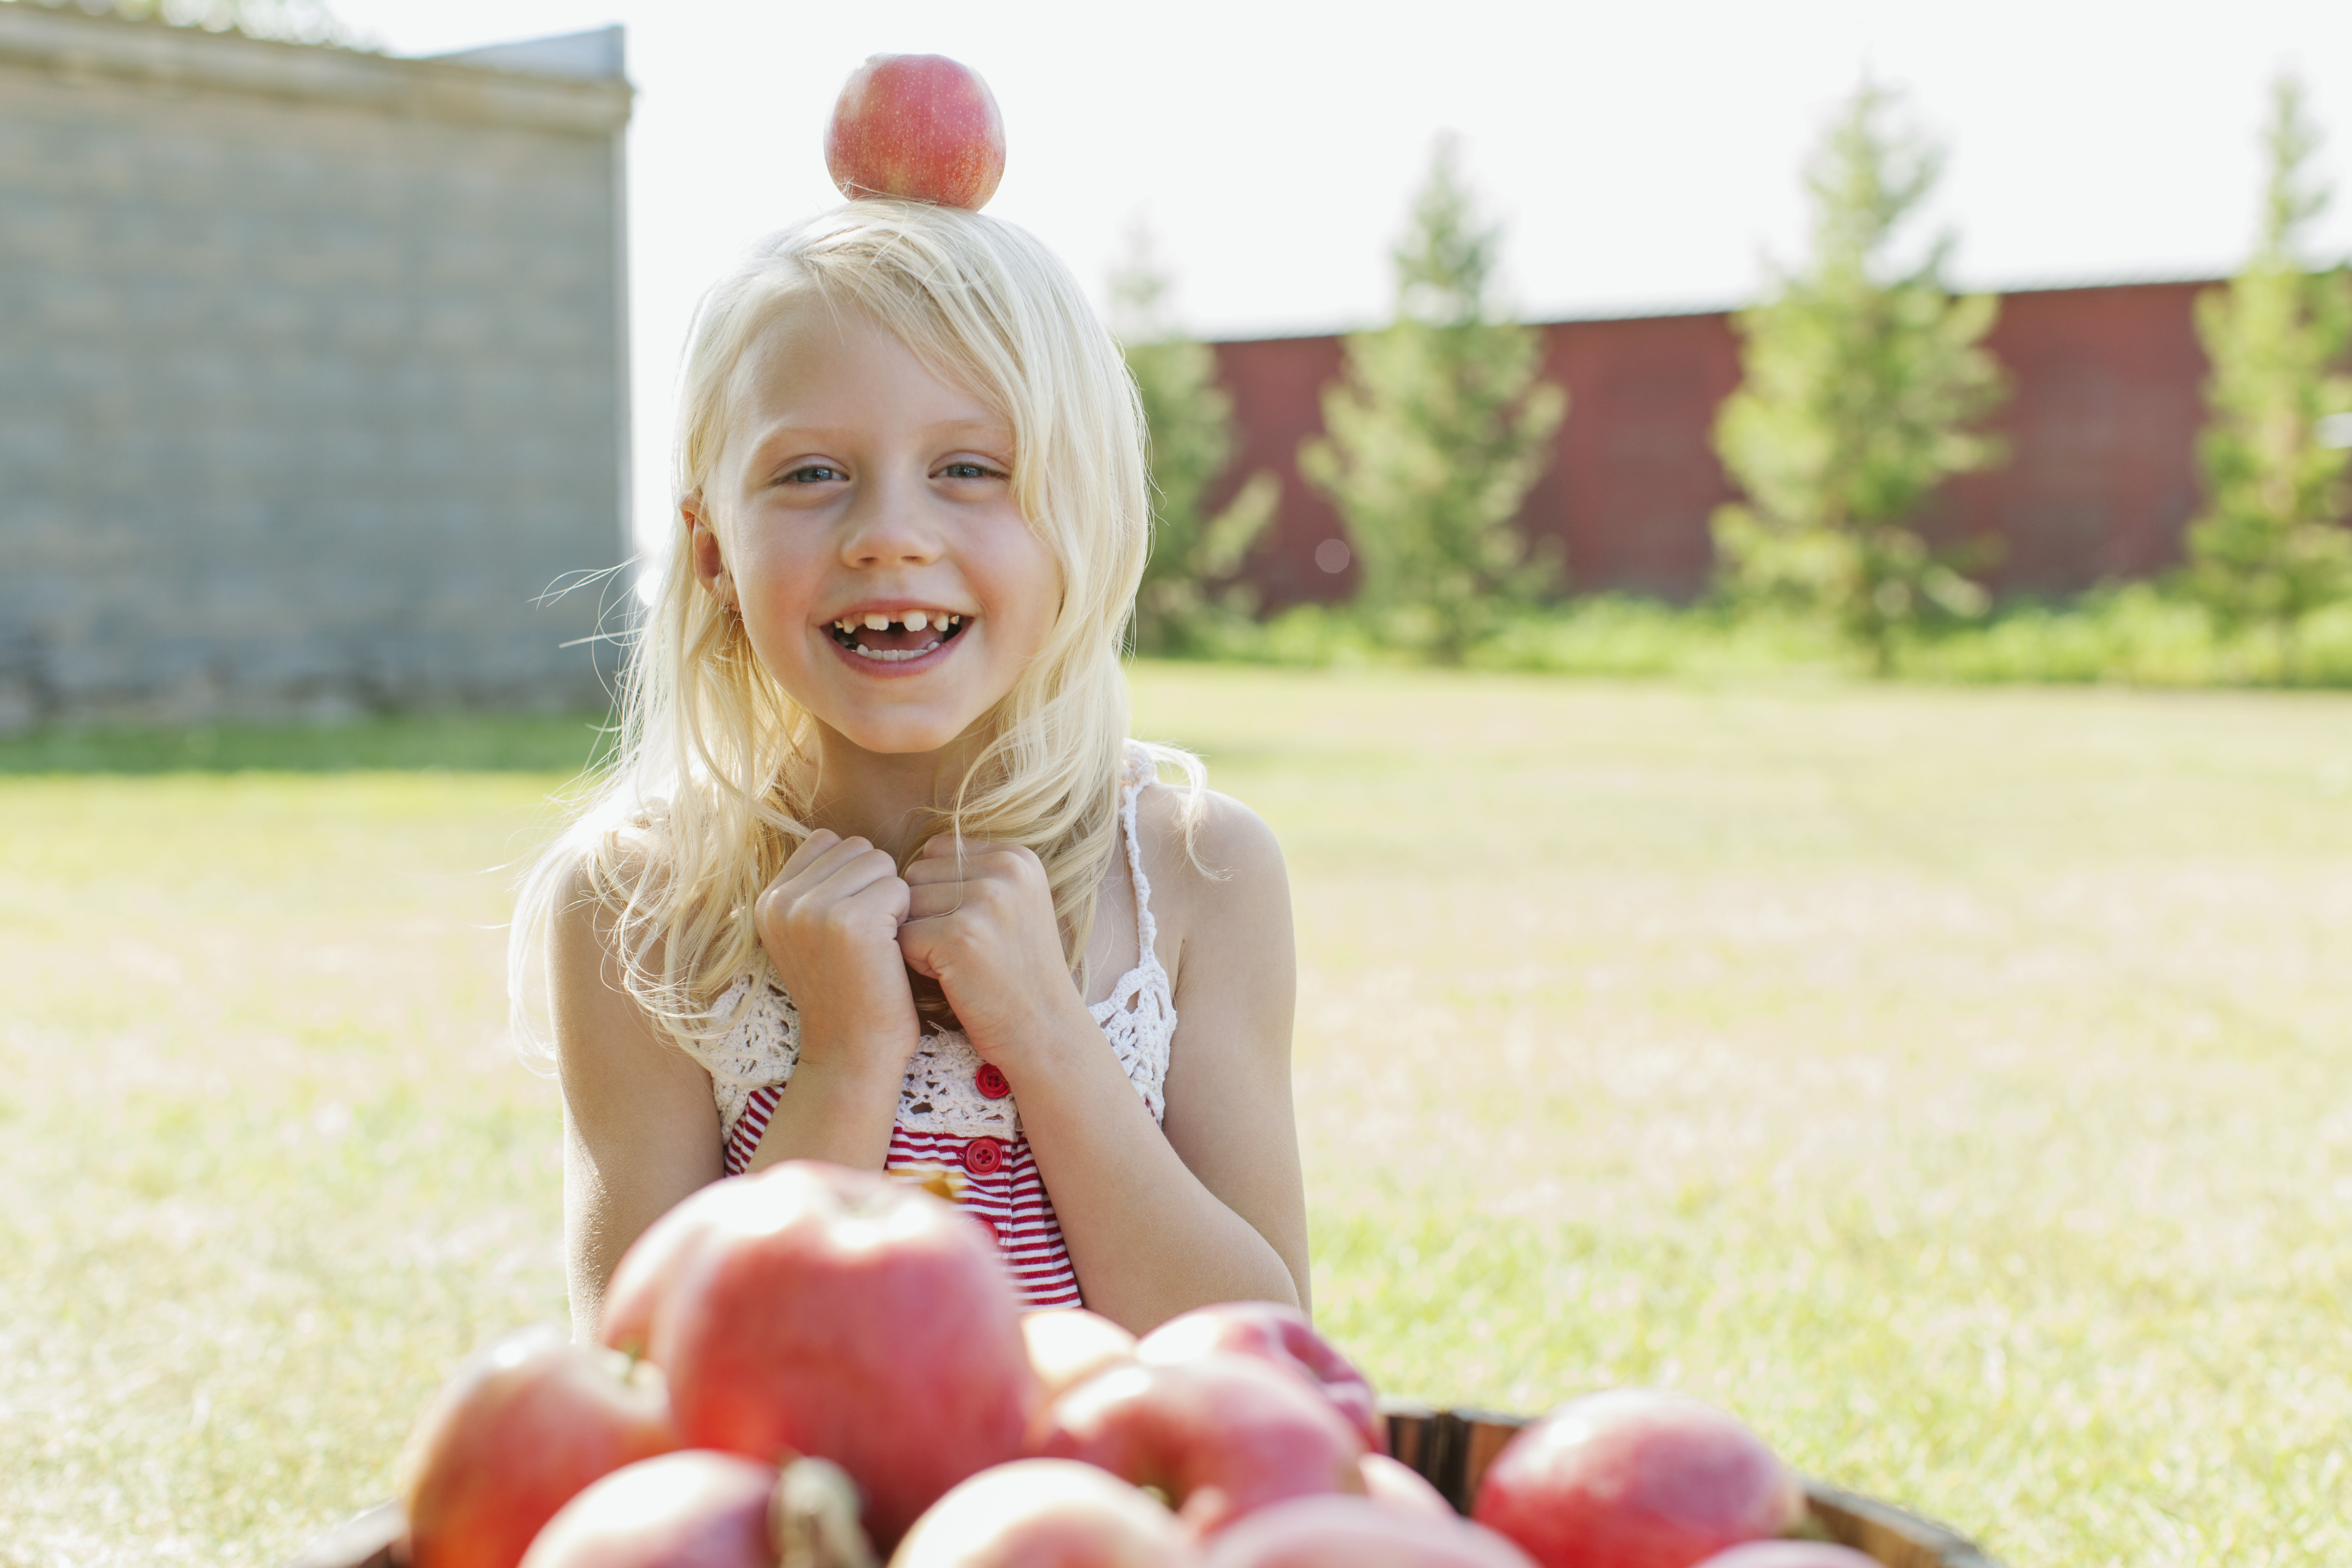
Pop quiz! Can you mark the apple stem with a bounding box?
[771,1456,879,1568]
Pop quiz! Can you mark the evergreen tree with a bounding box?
[1110,226,1278,657]
[1300,136,1567,663]
[2186,75,2352,678]
[1711,83,2008,674]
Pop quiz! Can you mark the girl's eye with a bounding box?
[782,464,843,484]
[938,461,1002,481]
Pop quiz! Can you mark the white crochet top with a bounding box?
[686,748,1176,1150]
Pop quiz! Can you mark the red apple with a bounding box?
[400,1324,680,1568]
[891,1459,1202,1568]
[1692,1546,1879,1568]
[1204,1496,1540,1568]
[1031,1354,1367,1537]
[1134,1303,1380,1452]
[599,1175,774,1359]
[824,54,1006,210]
[642,1160,1035,1550]
[1024,1308,1140,1404]
[1471,1391,1805,1568]
[1358,1453,1456,1520]
[518,1451,778,1568]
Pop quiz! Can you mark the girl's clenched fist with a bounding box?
[755,830,919,1080]
[897,836,1094,1075]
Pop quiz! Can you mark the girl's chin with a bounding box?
[802,698,996,760]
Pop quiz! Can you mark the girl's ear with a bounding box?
[682,493,734,607]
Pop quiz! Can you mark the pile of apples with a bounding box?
[397,1161,1882,1568]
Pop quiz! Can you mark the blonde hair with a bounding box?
[512,200,1200,1058]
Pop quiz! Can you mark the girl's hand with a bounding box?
[898,836,1094,1072]
[755,830,920,1084]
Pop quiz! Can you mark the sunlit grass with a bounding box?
[0,770,576,1565]
[3,674,2348,1566]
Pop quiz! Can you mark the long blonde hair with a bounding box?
[512,200,1198,1058]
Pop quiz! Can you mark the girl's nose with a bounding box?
[837,471,944,568]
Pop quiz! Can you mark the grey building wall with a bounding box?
[0,8,633,725]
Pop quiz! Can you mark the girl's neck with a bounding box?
[800,726,984,862]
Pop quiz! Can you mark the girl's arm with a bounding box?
[1147,793,1311,1311]
[549,867,724,1341]
[898,792,1308,1333]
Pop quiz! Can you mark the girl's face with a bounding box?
[691,298,1060,759]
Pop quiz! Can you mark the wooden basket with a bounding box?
[283,1402,2004,1568]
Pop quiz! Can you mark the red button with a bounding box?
[975,1063,1011,1099]
[962,1135,1004,1176]
[971,1214,1001,1246]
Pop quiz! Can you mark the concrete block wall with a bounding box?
[0,8,633,725]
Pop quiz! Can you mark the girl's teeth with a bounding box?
[850,639,943,662]
[828,611,962,643]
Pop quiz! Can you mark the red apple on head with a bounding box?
[1692,1546,1879,1568]
[890,1460,1202,1568]
[1134,1303,1380,1452]
[518,1451,777,1568]
[1023,1308,1140,1403]
[640,1160,1035,1550]
[1358,1453,1456,1520]
[1205,1496,1540,1568]
[1031,1354,1367,1538]
[825,54,1006,210]
[400,1324,680,1568]
[1471,1391,1805,1568]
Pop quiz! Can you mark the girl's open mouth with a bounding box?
[826,609,968,664]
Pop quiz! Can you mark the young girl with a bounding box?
[513,200,1308,1340]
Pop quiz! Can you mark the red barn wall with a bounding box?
[1207,278,2217,607]
[1205,333,1353,607]
[1931,280,2211,592]
[1523,310,1745,599]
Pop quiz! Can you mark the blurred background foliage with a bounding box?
[1709,83,2008,675]
[1116,74,2352,686]
[2186,77,2352,679]
[1298,135,1567,664]
[1110,226,1280,658]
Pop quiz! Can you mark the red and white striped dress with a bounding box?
[690,752,1176,1309]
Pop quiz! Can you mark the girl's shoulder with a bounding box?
[1127,769,1289,943]
[542,808,692,979]
[558,802,680,902]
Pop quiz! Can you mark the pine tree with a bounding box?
[1300,135,1567,663]
[1110,227,1278,657]
[2185,75,2352,678]
[1711,83,2008,674]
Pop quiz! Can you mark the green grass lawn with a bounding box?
[3,673,2348,1566]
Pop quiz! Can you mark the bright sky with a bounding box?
[324,0,2352,556]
